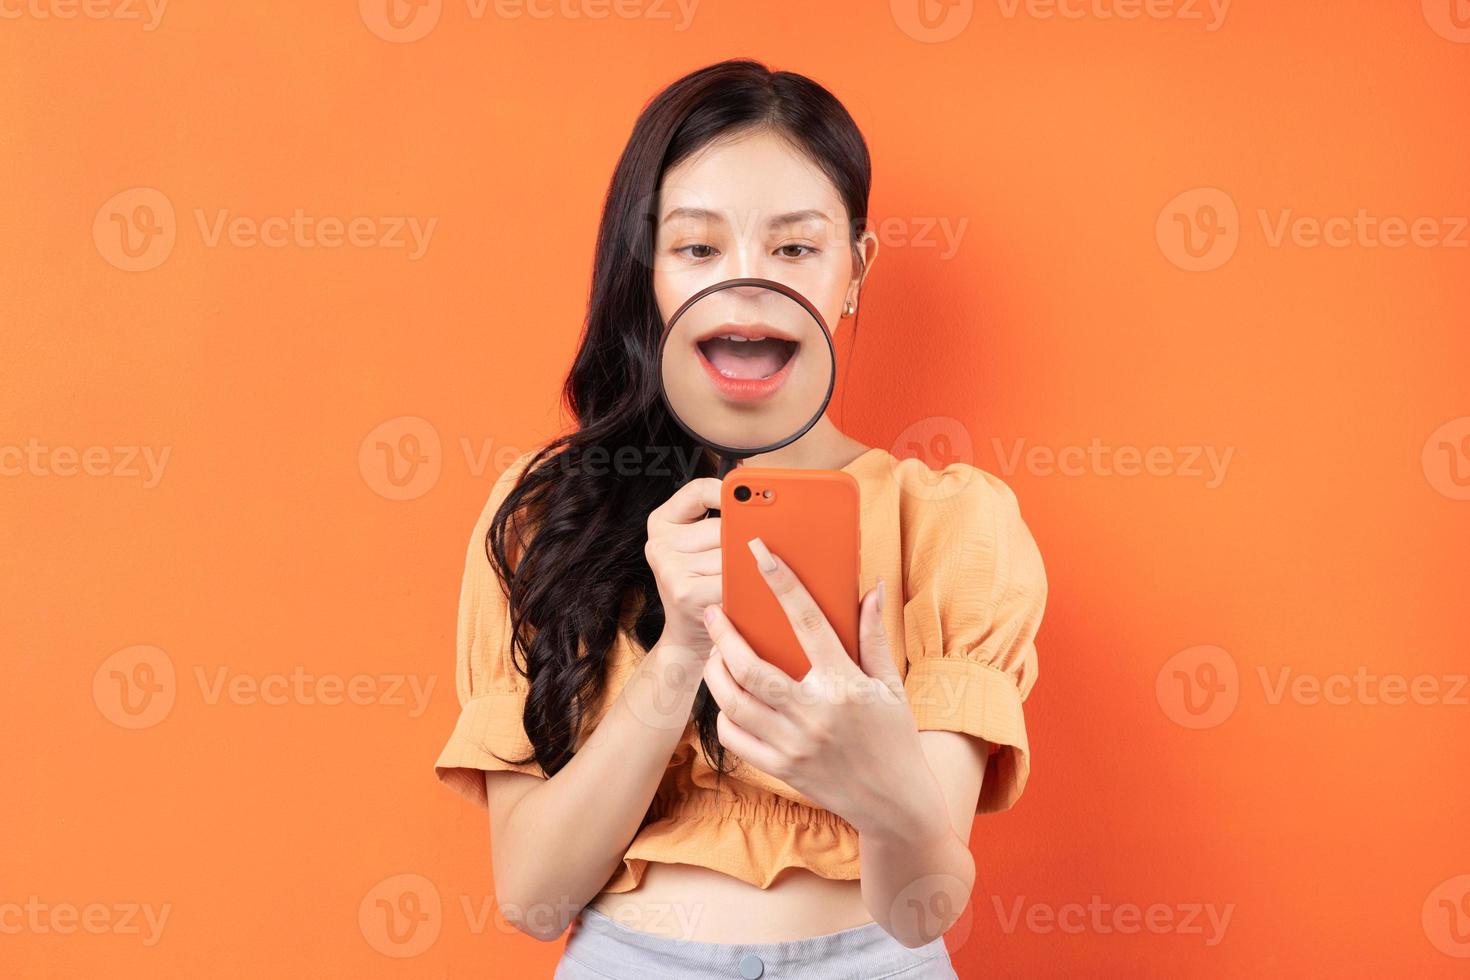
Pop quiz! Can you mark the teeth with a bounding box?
[700,333,800,343]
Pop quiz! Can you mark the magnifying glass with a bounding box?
[657,277,837,498]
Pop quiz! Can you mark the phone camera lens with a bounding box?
[734,485,752,502]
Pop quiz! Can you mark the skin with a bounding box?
[481,128,990,947]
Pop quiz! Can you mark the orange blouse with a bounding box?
[433,446,1046,894]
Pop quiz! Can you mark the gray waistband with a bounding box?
[560,905,955,980]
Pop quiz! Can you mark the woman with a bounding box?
[434,59,1047,979]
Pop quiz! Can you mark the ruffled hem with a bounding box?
[598,789,862,893]
[434,691,546,808]
[904,654,1030,813]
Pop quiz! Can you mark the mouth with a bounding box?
[693,324,800,402]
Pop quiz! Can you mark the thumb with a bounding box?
[858,577,904,699]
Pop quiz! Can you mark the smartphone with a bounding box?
[719,467,861,680]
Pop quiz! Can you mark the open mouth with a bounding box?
[696,333,799,380]
[692,325,800,403]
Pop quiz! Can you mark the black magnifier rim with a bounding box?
[656,276,837,464]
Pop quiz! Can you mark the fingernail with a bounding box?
[876,577,886,613]
[747,536,776,573]
[703,605,716,625]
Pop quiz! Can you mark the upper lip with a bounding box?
[692,322,800,345]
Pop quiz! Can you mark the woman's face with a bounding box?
[652,128,863,452]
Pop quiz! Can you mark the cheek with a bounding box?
[652,268,682,325]
[816,292,846,327]
[800,259,855,326]
[653,261,725,325]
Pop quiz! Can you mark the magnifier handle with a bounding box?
[705,453,740,519]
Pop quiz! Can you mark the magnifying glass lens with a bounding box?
[659,281,836,457]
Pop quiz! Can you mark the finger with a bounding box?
[653,478,723,525]
[680,575,724,611]
[681,550,722,577]
[857,578,904,699]
[704,603,796,712]
[745,537,849,672]
[714,707,788,779]
[702,645,790,744]
[667,516,721,553]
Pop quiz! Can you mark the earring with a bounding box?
[843,300,857,318]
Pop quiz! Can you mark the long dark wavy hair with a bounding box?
[485,59,872,784]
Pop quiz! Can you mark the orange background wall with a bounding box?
[4,1,1468,977]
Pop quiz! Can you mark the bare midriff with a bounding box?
[586,862,873,943]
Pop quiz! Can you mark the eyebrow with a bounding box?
[659,206,835,227]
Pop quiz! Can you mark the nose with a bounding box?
[724,237,789,286]
[724,282,770,299]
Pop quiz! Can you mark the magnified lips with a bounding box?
[697,335,798,379]
[694,324,799,380]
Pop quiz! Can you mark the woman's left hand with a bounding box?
[701,536,949,840]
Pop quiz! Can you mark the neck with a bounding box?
[738,419,868,471]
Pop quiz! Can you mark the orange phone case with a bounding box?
[719,466,861,680]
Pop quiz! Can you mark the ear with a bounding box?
[843,229,879,316]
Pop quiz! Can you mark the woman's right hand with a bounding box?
[644,476,724,657]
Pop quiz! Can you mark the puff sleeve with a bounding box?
[433,451,547,807]
[900,465,1047,814]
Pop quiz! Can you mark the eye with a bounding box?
[776,243,818,259]
[676,243,718,260]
